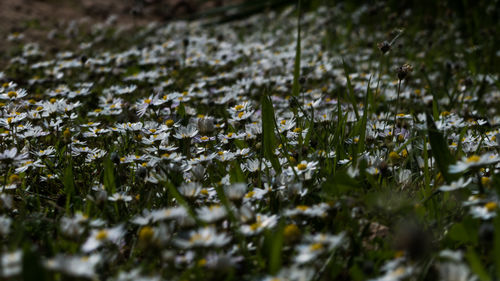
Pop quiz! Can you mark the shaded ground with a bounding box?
[0,0,239,65]
[1,0,230,33]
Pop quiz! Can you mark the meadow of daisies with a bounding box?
[0,1,500,280]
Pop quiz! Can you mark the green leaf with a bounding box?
[103,156,116,194]
[214,184,237,224]
[229,161,245,183]
[22,245,47,281]
[303,119,314,147]
[448,223,470,243]
[349,264,366,281]
[268,222,284,275]
[466,247,491,281]
[177,103,186,120]
[322,170,358,196]
[447,218,478,245]
[63,165,74,195]
[357,76,371,155]
[63,163,74,213]
[432,99,439,121]
[261,95,281,172]
[494,215,500,278]
[425,111,456,183]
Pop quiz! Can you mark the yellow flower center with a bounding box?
[389,151,400,161]
[481,177,491,186]
[7,91,17,98]
[95,230,108,241]
[485,202,498,212]
[165,119,174,127]
[250,222,261,231]
[466,155,481,163]
[9,174,20,183]
[245,191,255,198]
[283,224,301,240]
[139,226,154,242]
[296,205,309,211]
[296,163,307,170]
[309,243,323,251]
[197,258,207,267]
[401,149,408,158]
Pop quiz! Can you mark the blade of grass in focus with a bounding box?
[291,0,301,97]
[261,95,281,173]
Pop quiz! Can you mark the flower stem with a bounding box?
[393,79,402,137]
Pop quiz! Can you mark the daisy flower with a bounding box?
[82,224,125,252]
[286,160,319,179]
[0,89,28,100]
[285,203,330,218]
[173,125,198,139]
[0,148,28,165]
[438,178,472,192]
[196,205,227,223]
[46,254,102,278]
[449,153,500,173]
[469,201,498,220]
[240,214,278,236]
[174,226,230,248]
[1,250,22,278]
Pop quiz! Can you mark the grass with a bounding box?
[0,0,499,280]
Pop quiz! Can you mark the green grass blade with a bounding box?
[261,95,281,173]
[63,163,75,213]
[466,247,492,281]
[356,76,371,161]
[164,181,203,226]
[103,156,116,194]
[268,222,284,275]
[494,215,500,278]
[291,0,301,97]
[229,160,246,183]
[342,59,360,120]
[425,111,456,183]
